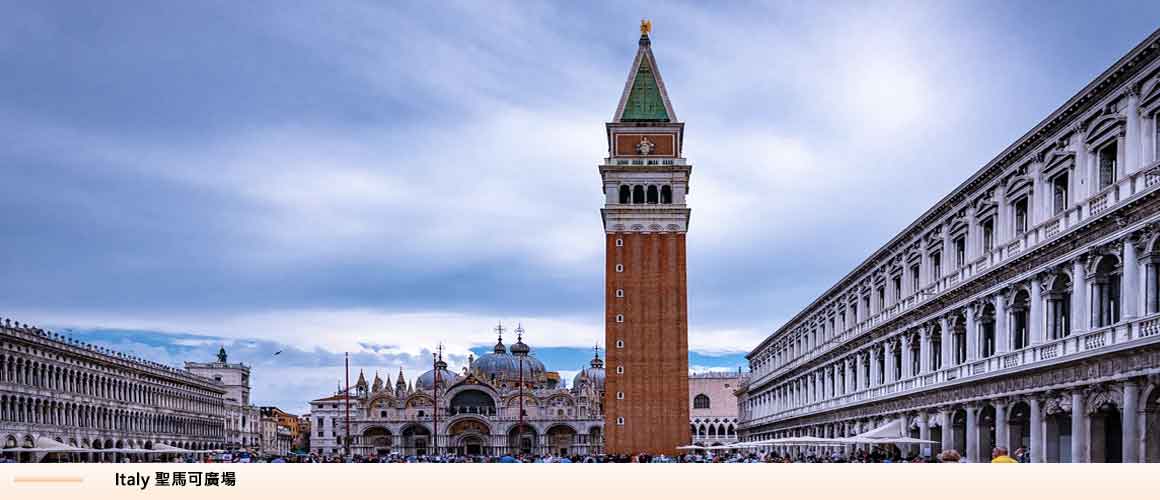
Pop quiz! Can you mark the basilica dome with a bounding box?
[572,349,605,391]
[416,355,459,391]
[472,331,546,384]
[416,367,459,391]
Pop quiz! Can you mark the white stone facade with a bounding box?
[1,319,228,461]
[737,32,1160,463]
[185,352,261,451]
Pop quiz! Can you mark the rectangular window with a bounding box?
[954,236,966,267]
[891,277,901,303]
[877,287,885,310]
[1053,173,1069,215]
[1013,197,1028,234]
[981,218,994,252]
[910,264,920,292]
[932,252,942,278]
[1098,141,1117,189]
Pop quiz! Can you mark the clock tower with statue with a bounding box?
[599,20,692,456]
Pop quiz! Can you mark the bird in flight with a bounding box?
[273,350,283,356]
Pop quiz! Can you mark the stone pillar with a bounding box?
[940,409,953,455]
[918,413,931,458]
[1029,398,1043,463]
[901,335,913,379]
[995,292,1009,354]
[1071,390,1086,463]
[1073,257,1088,333]
[994,401,1008,452]
[1147,263,1158,314]
[965,305,978,362]
[1030,274,1044,344]
[919,326,931,375]
[1126,89,1141,175]
[885,341,897,383]
[965,405,978,462]
[1123,380,1140,463]
[1124,237,1140,320]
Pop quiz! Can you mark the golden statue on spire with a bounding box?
[640,18,652,36]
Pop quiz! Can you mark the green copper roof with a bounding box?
[620,61,669,122]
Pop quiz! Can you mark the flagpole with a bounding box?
[344,352,351,458]
[432,350,439,457]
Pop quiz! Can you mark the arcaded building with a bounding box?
[737,30,1160,462]
[1,318,228,461]
[308,327,605,457]
[689,372,743,446]
[600,23,692,456]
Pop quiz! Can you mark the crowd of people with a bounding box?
[3,446,1031,464]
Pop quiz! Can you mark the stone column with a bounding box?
[1073,257,1088,333]
[1029,397,1043,463]
[1124,236,1140,320]
[965,304,978,362]
[1030,274,1044,344]
[918,413,931,458]
[885,341,897,383]
[1071,390,1086,463]
[995,292,1009,354]
[902,334,913,379]
[1123,380,1140,463]
[1147,262,1158,314]
[870,346,882,386]
[965,404,978,462]
[919,326,931,375]
[994,400,1008,452]
[1126,89,1141,174]
[940,409,953,455]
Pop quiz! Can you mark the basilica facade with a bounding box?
[737,31,1160,462]
[308,328,604,457]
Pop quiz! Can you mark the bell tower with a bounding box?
[600,20,691,456]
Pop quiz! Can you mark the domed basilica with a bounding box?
[308,324,605,457]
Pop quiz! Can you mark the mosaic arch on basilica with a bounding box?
[737,29,1160,463]
[308,325,605,457]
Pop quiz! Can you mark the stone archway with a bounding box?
[545,424,577,457]
[507,424,538,456]
[448,418,491,457]
[1044,401,1072,463]
[1007,401,1031,452]
[1145,385,1160,462]
[400,424,431,457]
[1089,402,1123,463]
[361,427,393,457]
[977,404,996,457]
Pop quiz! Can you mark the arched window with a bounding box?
[632,185,645,204]
[693,394,710,409]
[1011,289,1031,349]
[661,185,672,204]
[646,185,659,204]
[618,185,630,204]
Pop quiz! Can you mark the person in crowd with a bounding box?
[990,447,1018,463]
[937,449,961,463]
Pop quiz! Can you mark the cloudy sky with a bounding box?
[2,1,1158,414]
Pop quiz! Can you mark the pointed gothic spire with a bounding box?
[613,20,676,123]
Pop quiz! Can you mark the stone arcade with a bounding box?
[737,29,1160,463]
